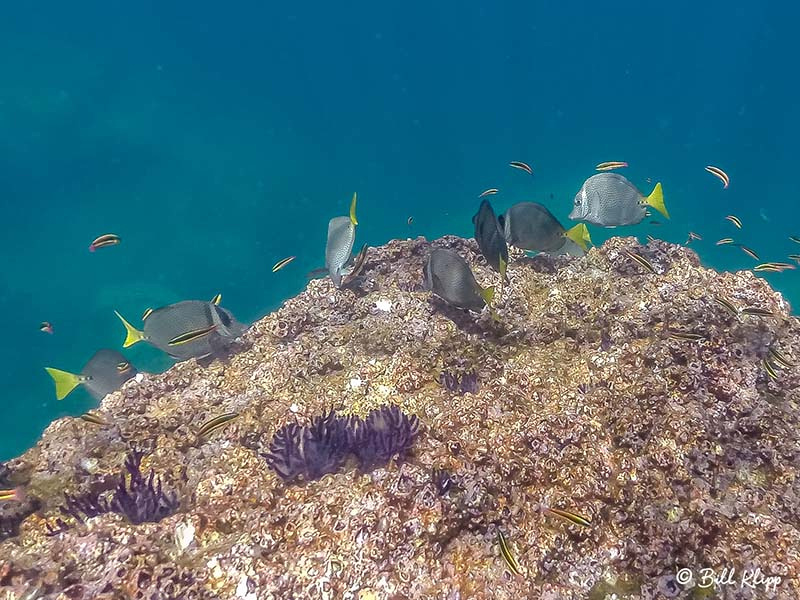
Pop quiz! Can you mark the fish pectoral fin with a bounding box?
[645,182,669,219]
[168,324,219,346]
[114,311,146,348]
[349,192,358,226]
[44,367,84,400]
[565,223,591,251]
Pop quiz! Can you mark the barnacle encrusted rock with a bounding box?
[1,235,799,599]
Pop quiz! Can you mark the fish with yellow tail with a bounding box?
[570,173,667,227]
[499,201,592,257]
[45,349,136,400]
[115,298,245,361]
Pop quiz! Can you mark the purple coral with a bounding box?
[50,450,179,532]
[109,451,180,525]
[438,370,479,394]
[264,411,350,482]
[349,405,421,471]
[264,405,421,482]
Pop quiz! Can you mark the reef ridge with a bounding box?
[1,235,799,599]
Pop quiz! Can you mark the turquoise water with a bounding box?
[2,1,798,459]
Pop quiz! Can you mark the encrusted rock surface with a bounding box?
[1,235,799,599]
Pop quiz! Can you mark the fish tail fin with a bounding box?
[481,286,495,305]
[44,367,82,400]
[211,293,222,305]
[645,183,669,219]
[114,310,145,348]
[565,223,592,251]
[349,192,358,226]
[499,256,508,280]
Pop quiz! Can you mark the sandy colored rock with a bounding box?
[0,235,798,599]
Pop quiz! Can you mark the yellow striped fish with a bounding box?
[198,412,239,438]
[715,238,734,246]
[768,347,795,369]
[79,411,109,426]
[624,250,657,274]
[547,507,592,528]
[741,306,775,317]
[753,264,782,273]
[713,296,739,318]
[725,215,742,228]
[272,256,296,273]
[668,330,705,341]
[497,530,522,577]
[738,245,759,260]
[757,262,795,271]
[595,161,628,171]
[763,358,779,380]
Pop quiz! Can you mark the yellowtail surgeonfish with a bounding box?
[423,248,494,312]
[499,201,591,257]
[325,193,359,288]
[115,298,246,361]
[570,173,667,227]
[45,349,137,400]
[472,199,509,277]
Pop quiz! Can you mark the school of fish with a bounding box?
[42,159,797,411]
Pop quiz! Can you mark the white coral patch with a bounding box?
[375,384,394,397]
[349,376,362,390]
[375,298,393,312]
[134,373,144,383]
[236,574,257,600]
[174,521,195,552]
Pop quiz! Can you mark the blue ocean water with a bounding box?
[1,1,798,460]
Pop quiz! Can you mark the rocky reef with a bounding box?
[1,235,799,599]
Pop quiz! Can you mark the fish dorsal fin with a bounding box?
[211,293,222,306]
[349,192,358,226]
[44,367,85,400]
[114,310,146,348]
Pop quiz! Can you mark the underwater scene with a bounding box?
[1,1,799,598]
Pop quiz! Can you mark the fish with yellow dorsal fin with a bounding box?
[325,193,359,288]
[45,349,136,400]
[115,300,246,360]
[571,174,667,227]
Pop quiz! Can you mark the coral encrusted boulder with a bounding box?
[0,235,798,599]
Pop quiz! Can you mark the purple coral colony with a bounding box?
[2,179,800,598]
